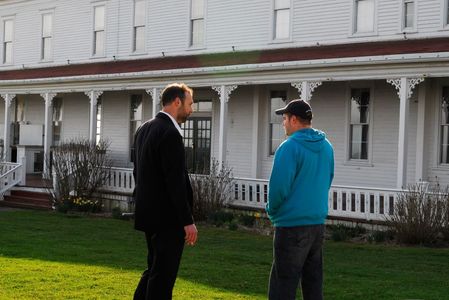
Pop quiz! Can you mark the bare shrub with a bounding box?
[388,184,448,245]
[49,138,112,210]
[190,159,234,222]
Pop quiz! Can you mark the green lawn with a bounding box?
[0,210,448,299]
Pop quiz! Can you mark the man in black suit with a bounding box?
[133,83,198,300]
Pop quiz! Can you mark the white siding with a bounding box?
[60,93,89,140]
[1,0,448,69]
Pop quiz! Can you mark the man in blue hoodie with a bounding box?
[266,99,334,300]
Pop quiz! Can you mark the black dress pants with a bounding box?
[134,228,185,300]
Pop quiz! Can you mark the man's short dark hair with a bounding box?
[160,83,193,107]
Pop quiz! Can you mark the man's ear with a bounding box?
[174,97,181,107]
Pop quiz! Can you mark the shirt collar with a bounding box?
[160,111,183,137]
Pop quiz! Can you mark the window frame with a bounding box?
[2,16,15,65]
[40,11,54,61]
[437,85,449,166]
[92,3,106,58]
[129,94,143,162]
[271,0,292,42]
[345,83,374,166]
[268,89,288,156]
[400,0,417,33]
[132,0,146,54]
[189,0,206,49]
[441,0,449,29]
[351,0,377,37]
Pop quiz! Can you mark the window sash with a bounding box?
[94,6,105,31]
[404,1,414,28]
[4,42,12,63]
[42,14,52,37]
[134,26,145,52]
[134,0,145,26]
[356,0,374,33]
[191,19,204,46]
[274,8,290,39]
[42,37,52,60]
[275,0,290,10]
[191,0,204,19]
[94,31,104,55]
[4,20,13,42]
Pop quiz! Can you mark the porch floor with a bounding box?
[22,174,52,188]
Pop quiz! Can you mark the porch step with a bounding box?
[1,190,52,210]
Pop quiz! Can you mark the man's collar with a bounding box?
[160,111,183,137]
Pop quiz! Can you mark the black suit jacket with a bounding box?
[132,112,194,233]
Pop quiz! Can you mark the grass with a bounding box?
[0,210,448,299]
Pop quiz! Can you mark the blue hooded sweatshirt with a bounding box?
[266,128,334,227]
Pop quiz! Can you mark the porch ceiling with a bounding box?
[1,37,449,93]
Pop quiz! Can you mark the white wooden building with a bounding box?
[1,0,449,220]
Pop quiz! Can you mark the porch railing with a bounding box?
[0,162,23,199]
[99,169,402,222]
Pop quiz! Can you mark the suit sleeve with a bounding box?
[159,129,194,226]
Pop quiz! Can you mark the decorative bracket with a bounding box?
[291,81,322,101]
[0,94,16,107]
[146,88,163,100]
[84,91,103,105]
[40,92,58,107]
[212,85,238,103]
[387,78,424,100]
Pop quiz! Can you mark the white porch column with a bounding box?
[387,77,424,189]
[146,88,161,118]
[40,92,57,176]
[85,90,103,143]
[212,84,238,166]
[0,93,15,161]
[251,86,259,178]
[415,81,427,182]
[291,81,322,102]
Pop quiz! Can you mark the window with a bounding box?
[96,96,102,145]
[269,91,287,155]
[133,0,145,52]
[41,13,53,60]
[441,87,449,164]
[93,5,105,56]
[190,0,204,47]
[130,95,143,160]
[349,88,370,160]
[52,98,63,146]
[446,0,449,26]
[273,0,290,40]
[355,0,375,33]
[403,0,415,30]
[3,19,13,64]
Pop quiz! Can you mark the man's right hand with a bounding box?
[184,224,198,246]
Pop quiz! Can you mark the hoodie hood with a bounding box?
[290,128,326,153]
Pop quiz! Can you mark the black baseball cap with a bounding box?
[275,99,313,120]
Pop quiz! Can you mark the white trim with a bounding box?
[188,0,206,49]
[415,80,426,182]
[131,0,147,54]
[91,2,107,58]
[1,15,15,65]
[40,11,54,62]
[436,79,449,167]
[270,0,293,43]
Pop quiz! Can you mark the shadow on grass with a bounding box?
[0,210,271,298]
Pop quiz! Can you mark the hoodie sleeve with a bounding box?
[266,141,297,218]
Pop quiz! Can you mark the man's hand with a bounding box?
[184,224,198,246]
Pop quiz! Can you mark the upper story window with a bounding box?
[41,13,53,60]
[269,90,287,155]
[445,0,449,27]
[93,5,105,56]
[440,87,449,164]
[354,0,375,34]
[349,88,370,160]
[273,0,290,40]
[190,0,204,47]
[133,0,145,52]
[2,19,13,64]
[402,0,415,31]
